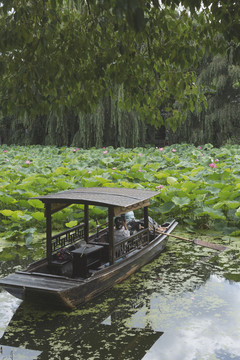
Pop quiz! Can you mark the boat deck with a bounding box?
[0,271,81,293]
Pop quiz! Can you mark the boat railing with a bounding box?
[51,223,85,253]
[89,222,109,242]
[114,228,149,261]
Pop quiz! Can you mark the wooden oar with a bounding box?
[157,230,228,251]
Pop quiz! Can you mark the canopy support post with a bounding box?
[45,202,52,264]
[144,206,148,228]
[144,206,150,243]
[108,206,114,265]
[84,204,89,243]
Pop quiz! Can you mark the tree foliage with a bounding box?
[169,49,240,146]
[0,1,226,127]
[0,1,239,132]
[0,92,150,148]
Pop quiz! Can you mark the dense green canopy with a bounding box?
[0,1,239,129]
[170,50,240,146]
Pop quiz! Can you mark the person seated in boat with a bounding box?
[125,211,142,233]
[148,216,167,234]
[125,211,167,234]
[114,216,130,243]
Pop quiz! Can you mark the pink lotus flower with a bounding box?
[103,150,108,154]
[88,171,92,174]
[138,153,143,157]
[112,167,117,170]
[102,147,106,149]
[5,159,9,162]
[138,168,142,172]
[76,148,79,151]
[172,149,176,153]
[209,163,217,168]
[3,150,7,153]
[156,185,164,189]
[198,146,202,150]
[215,159,219,162]
[159,148,164,151]
[25,160,31,164]
[73,149,76,152]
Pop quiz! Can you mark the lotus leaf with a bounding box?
[1,143,240,247]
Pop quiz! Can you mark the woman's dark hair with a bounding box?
[115,216,124,230]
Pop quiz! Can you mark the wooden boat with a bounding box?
[0,187,178,308]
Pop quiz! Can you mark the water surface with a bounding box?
[1,235,240,360]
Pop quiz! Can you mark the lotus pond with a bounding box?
[1,144,240,359]
[1,143,240,247]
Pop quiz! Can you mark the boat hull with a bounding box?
[0,221,178,308]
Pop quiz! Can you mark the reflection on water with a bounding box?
[0,292,21,338]
[141,275,240,360]
[1,238,240,359]
[0,345,41,360]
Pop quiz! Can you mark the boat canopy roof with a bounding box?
[36,187,159,216]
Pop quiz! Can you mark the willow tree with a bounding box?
[0,89,147,147]
[169,49,240,146]
[0,1,239,137]
[72,91,146,148]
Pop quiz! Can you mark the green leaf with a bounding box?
[180,181,198,193]
[0,195,17,205]
[20,214,33,221]
[0,209,14,217]
[194,206,226,219]
[155,171,168,180]
[23,228,36,246]
[235,207,240,217]
[24,232,33,246]
[55,179,71,190]
[32,212,45,221]
[172,196,191,207]
[167,177,178,185]
[28,199,44,209]
[159,201,176,214]
[230,230,240,236]
[65,220,78,228]
[9,211,32,221]
[213,201,240,210]
[90,207,106,217]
